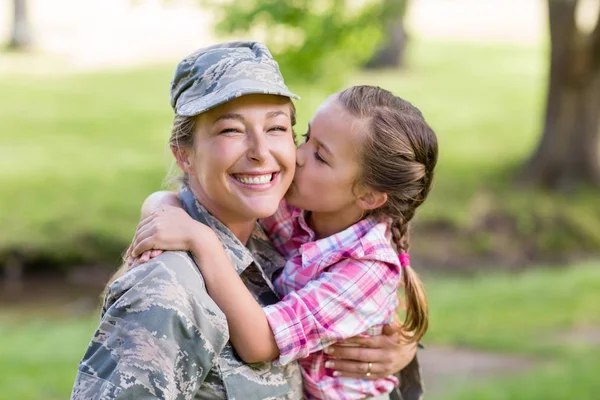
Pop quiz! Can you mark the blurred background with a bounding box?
[1,0,599,399]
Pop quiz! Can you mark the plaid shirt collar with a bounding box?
[292,209,398,267]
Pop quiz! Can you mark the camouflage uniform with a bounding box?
[71,186,303,399]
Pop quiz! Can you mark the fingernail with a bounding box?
[324,347,333,354]
[324,361,334,368]
[332,371,341,377]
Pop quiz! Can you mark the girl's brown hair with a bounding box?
[337,85,438,342]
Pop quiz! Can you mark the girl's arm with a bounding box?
[189,232,281,363]
[129,203,281,363]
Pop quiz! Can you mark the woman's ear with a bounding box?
[356,189,388,212]
[171,145,193,175]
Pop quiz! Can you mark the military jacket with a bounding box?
[70,186,303,399]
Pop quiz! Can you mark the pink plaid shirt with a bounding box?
[260,200,402,400]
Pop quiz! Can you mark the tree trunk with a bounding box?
[364,0,409,69]
[8,0,32,50]
[520,0,600,190]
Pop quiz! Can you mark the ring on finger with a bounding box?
[365,362,372,377]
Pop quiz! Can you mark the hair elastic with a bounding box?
[398,253,410,268]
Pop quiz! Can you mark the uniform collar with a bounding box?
[179,185,255,275]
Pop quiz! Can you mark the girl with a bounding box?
[130,85,437,399]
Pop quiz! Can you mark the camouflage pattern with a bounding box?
[70,185,303,400]
[170,41,299,117]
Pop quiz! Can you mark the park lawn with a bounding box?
[1,261,598,400]
[2,39,599,267]
[435,348,600,400]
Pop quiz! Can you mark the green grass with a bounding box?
[425,259,600,355]
[437,350,600,400]
[1,262,598,399]
[2,39,599,267]
[0,315,98,400]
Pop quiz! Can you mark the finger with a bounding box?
[137,213,157,233]
[128,257,140,269]
[338,333,396,348]
[129,257,143,269]
[133,237,158,259]
[324,360,387,380]
[325,345,381,361]
[139,251,151,264]
[132,219,155,245]
[140,250,153,262]
[131,226,157,257]
[331,371,387,380]
[150,249,163,258]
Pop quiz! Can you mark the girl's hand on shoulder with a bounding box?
[128,205,211,262]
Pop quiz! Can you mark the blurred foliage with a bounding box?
[2,40,599,271]
[204,0,406,90]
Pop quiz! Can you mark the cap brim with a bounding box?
[177,79,300,117]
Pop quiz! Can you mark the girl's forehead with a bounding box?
[312,102,367,159]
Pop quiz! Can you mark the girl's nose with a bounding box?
[295,145,306,167]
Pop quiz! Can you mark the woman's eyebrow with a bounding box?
[214,113,244,123]
[266,110,288,119]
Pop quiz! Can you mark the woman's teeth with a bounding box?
[234,174,273,185]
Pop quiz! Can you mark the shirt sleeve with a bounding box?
[258,199,298,259]
[70,252,229,399]
[262,258,400,365]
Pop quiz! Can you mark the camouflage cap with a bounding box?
[170,41,300,117]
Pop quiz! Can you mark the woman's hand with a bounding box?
[128,205,212,265]
[323,321,417,380]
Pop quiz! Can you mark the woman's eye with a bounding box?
[268,125,288,133]
[220,128,242,135]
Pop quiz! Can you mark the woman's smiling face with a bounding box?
[178,94,297,224]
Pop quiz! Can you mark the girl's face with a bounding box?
[178,94,296,224]
[286,96,367,216]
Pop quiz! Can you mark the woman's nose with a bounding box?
[247,132,270,163]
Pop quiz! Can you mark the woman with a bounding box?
[71,42,422,400]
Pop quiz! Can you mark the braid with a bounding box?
[390,206,428,342]
[337,85,438,342]
[391,208,414,253]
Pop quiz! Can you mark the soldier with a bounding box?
[71,42,422,400]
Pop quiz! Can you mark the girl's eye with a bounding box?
[314,151,327,164]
